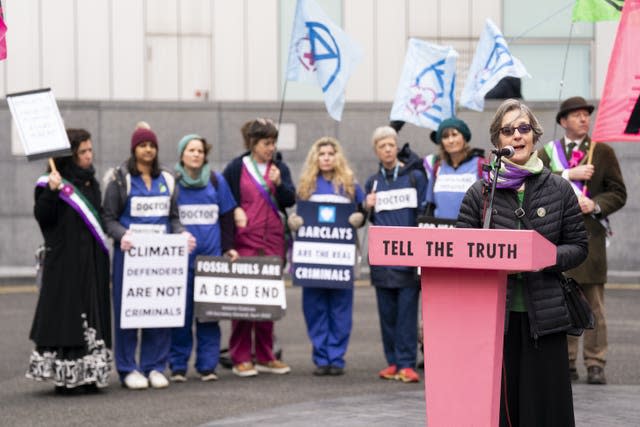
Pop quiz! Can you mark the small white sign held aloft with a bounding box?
[121,233,189,329]
[6,88,71,160]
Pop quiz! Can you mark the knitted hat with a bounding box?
[388,120,406,133]
[429,117,471,145]
[177,134,204,157]
[131,128,158,151]
[555,96,594,124]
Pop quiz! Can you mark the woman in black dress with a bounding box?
[27,128,112,391]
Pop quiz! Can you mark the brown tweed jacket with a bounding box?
[538,136,627,284]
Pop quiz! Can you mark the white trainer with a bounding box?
[170,372,187,383]
[200,372,219,382]
[148,370,169,389]
[123,370,149,390]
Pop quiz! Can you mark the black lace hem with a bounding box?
[26,314,113,388]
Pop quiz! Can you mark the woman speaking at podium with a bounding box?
[457,99,587,426]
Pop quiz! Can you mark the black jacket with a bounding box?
[31,164,111,348]
[457,168,588,337]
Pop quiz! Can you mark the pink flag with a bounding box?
[592,0,640,142]
[0,0,6,61]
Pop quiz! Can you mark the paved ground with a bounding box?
[203,385,640,427]
[1,283,639,426]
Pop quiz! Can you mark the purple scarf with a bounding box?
[483,152,543,190]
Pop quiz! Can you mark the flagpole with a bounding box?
[277,80,289,129]
[553,21,575,139]
[508,1,574,42]
[557,22,574,107]
[582,140,596,195]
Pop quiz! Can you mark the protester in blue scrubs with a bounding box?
[423,118,485,219]
[288,137,365,376]
[168,134,238,382]
[419,119,485,366]
[103,124,195,390]
[365,126,427,383]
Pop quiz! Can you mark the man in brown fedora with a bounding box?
[538,96,627,385]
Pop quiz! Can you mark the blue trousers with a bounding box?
[169,269,220,373]
[303,287,353,368]
[375,286,419,369]
[112,248,171,381]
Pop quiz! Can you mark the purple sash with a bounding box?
[551,139,589,196]
[36,176,109,253]
[242,157,282,218]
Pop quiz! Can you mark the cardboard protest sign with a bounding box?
[291,200,357,289]
[194,256,286,321]
[6,88,71,160]
[121,233,189,329]
[417,215,457,229]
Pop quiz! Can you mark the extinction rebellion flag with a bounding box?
[592,0,640,142]
[0,0,6,61]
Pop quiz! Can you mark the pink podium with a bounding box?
[368,226,556,426]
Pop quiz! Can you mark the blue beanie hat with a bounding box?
[429,117,472,145]
[177,134,204,157]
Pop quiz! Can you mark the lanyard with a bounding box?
[380,164,399,184]
[249,156,281,211]
[250,156,270,191]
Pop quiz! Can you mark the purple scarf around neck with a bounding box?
[483,153,543,190]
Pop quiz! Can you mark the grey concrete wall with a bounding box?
[1,100,637,282]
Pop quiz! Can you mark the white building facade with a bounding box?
[0,1,636,281]
[1,0,617,104]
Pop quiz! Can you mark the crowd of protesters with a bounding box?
[25,98,625,426]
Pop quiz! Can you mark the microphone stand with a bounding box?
[482,153,504,229]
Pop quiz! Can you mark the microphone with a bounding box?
[484,146,514,228]
[492,146,515,158]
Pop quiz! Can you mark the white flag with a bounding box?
[286,0,363,121]
[460,19,529,112]
[389,39,458,129]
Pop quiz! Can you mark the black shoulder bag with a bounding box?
[515,206,594,336]
[560,276,595,336]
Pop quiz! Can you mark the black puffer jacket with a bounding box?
[457,167,588,338]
